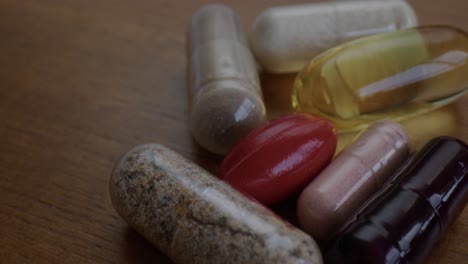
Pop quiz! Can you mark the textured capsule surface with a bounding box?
[188,4,266,154]
[293,26,468,131]
[219,113,337,206]
[325,137,468,264]
[297,121,410,241]
[110,144,323,264]
[250,0,417,73]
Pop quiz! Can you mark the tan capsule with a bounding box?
[110,144,322,264]
[250,0,417,73]
[188,4,266,155]
[297,121,410,240]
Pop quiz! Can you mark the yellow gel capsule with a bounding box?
[292,26,468,132]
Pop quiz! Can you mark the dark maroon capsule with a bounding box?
[325,137,468,264]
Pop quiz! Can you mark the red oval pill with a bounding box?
[219,113,337,205]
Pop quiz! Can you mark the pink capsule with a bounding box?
[297,121,410,240]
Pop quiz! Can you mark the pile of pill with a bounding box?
[110,1,468,263]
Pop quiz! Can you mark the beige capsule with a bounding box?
[188,4,266,155]
[250,0,417,73]
[297,121,410,241]
[110,144,323,264]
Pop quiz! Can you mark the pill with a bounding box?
[325,137,468,264]
[249,0,417,73]
[293,25,468,132]
[297,121,410,241]
[110,144,323,264]
[188,4,266,155]
[219,113,337,206]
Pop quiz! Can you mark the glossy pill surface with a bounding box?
[219,113,337,206]
[293,26,468,131]
[297,121,410,241]
[188,4,266,154]
[250,0,417,73]
[110,144,323,264]
[325,137,468,264]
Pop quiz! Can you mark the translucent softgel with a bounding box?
[293,26,468,131]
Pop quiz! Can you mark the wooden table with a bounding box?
[0,0,466,263]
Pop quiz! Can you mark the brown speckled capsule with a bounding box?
[110,144,322,264]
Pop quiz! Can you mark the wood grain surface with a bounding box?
[0,0,466,263]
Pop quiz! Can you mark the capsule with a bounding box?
[219,113,337,206]
[188,4,266,155]
[293,26,468,132]
[110,144,322,264]
[249,0,417,73]
[297,121,410,241]
[325,137,468,264]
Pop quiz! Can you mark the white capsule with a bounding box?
[249,0,418,73]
